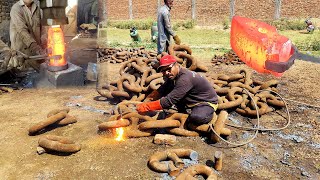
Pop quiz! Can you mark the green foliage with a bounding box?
[108,19,196,31]
[270,18,305,31]
[173,19,196,30]
[105,23,320,57]
[222,18,230,30]
[295,37,320,51]
[107,39,157,51]
[129,41,157,50]
[108,19,154,30]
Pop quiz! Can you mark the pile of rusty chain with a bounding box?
[157,44,208,72]
[28,108,77,135]
[96,44,208,101]
[211,50,244,66]
[97,47,158,64]
[207,69,285,116]
[148,149,218,179]
[38,135,81,154]
[97,57,163,101]
[98,68,286,141]
[98,100,232,143]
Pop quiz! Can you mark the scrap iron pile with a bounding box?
[96,44,285,141]
[206,69,284,117]
[97,47,158,64]
[99,103,232,143]
[97,69,285,141]
[211,50,244,66]
[148,149,218,179]
[96,44,208,101]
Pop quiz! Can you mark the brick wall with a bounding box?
[281,0,319,18]
[132,0,158,19]
[107,0,130,19]
[105,0,320,25]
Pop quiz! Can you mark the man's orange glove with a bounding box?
[144,90,161,102]
[136,100,162,113]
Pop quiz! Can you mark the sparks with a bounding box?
[115,127,125,141]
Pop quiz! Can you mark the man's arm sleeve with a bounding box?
[10,7,37,47]
[160,76,192,109]
[162,12,175,36]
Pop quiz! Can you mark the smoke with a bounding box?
[66,0,78,13]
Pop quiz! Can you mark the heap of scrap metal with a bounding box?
[98,100,231,143]
[97,57,161,101]
[96,44,208,101]
[206,69,285,116]
[148,149,218,179]
[211,50,244,66]
[159,44,208,72]
[97,44,208,72]
[97,68,286,141]
[97,47,158,64]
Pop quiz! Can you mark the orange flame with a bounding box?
[115,127,125,141]
[47,25,67,67]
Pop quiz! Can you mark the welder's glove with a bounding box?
[0,50,25,71]
[30,42,45,55]
[136,100,162,113]
[8,53,25,69]
[173,35,181,45]
[144,90,161,102]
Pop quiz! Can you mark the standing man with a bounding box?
[157,0,181,54]
[136,55,219,126]
[10,0,45,70]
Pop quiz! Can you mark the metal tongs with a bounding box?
[265,45,320,73]
[16,50,62,62]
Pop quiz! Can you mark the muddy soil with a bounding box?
[0,55,319,179]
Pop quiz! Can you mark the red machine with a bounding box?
[230,16,319,77]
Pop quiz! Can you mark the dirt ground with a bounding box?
[0,50,319,180]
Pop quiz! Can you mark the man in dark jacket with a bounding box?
[157,0,181,54]
[136,55,218,125]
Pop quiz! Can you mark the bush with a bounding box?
[222,18,230,30]
[295,36,320,51]
[270,18,305,31]
[108,19,154,30]
[108,19,196,30]
[172,19,196,30]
